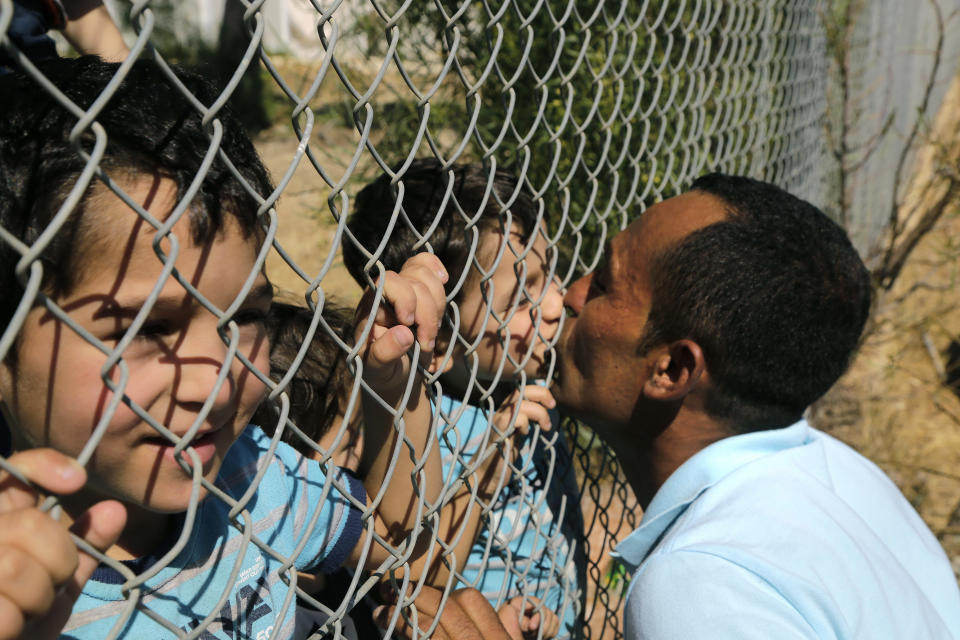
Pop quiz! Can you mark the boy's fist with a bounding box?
[356,253,448,393]
[0,449,126,640]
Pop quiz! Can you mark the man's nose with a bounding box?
[563,273,592,315]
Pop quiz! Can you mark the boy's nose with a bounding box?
[541,277,564,323]
[173,334,236,415]
[563,274,591,315]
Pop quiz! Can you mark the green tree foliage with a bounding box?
[361,1,777,276]
[119,1,275,133]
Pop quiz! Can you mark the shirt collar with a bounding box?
[612,419,813,568]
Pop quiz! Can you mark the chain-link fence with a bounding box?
[0,1,832,638]
[823,0,960,258]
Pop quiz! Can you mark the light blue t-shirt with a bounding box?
[614,420,960,639]
[435,392,585,639]
[64,426,365,639]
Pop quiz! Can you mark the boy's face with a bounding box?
[0,174,271,513]
[456,224,563,381]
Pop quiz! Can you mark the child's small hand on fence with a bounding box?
[0,449,126,640]
[355,252,448,395]
[474,385,556,500]
[500,596,560,640]
[347,252,447,569]
[492,385,556,440]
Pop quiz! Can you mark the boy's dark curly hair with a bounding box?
[252,301,354,450]
[0,56,273,330]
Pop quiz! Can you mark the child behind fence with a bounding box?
[0,57,445,639]
[251,299,381,640]
[344,159,585,639]
[253,299,562,639]
[253,299,362,476]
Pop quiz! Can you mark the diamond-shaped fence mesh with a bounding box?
[0,1,829,638]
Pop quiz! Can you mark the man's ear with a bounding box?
[643,339,706,401]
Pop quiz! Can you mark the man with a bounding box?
[375,174,960,639]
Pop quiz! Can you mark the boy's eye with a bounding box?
[102,321,173,346]
[230,308,269,328]
[135,321,174,340]
[521,269,545,298]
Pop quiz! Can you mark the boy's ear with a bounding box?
[642,339,706,401]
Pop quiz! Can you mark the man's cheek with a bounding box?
[570,327,595,377]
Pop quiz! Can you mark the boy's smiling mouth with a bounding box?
[140,428,226,467]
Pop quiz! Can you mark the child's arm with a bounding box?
[346,253,447,569]
[402,384,556,587]
[0,448,125,640]
[60,1,130,62]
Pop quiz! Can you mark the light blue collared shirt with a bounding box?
[613,421,960,639]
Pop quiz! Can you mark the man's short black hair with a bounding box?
[251,301,353,451]
[0,56,273,330]
[342,158,539,300]
[641,173,872,431]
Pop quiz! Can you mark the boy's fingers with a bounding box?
[543,608,560,638]
[371,255,447,357]
[379,271,441,351]
[509,413,530,437]
[399,256,447,300]
[518,401,551,432]
[0,594,26,640]
[366,325,416,371]
[397,256,446,341]
[65,500,127,600]
[410,588,508,632]
[402,253,449,290]
[22,500,127,640]
[0,449,86,512]
[520,385,556,409]
[377,271,417,327]
[0,545,59,616]
[393,264,443,348]
[409,280,442,350]
[0,509,78,586]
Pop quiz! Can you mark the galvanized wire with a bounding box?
[0,1,834,638]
